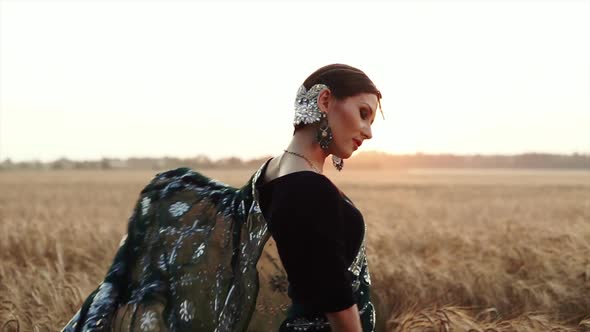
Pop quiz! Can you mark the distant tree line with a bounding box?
[0,154,272,171]
[345,152,590,169]
[0,152,588,171]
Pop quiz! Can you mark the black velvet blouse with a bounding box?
[255,170,375,331]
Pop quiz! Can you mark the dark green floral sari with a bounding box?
[62,158,374,332]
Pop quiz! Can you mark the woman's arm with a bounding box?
[325,304,362,332]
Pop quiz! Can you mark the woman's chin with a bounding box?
[336,150,353,159]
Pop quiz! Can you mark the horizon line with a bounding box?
[3,149,590,163]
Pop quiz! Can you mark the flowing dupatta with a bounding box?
[62,158,290,332]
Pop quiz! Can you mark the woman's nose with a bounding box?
[362,125,373,140]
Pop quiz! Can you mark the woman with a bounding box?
[62,63,382,332]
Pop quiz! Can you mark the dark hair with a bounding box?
[294,63,383,133]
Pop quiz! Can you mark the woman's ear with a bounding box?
[317,88,331,113]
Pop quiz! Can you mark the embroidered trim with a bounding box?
[348,221,367,277]
[285,317,330,331]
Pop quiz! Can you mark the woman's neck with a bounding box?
[284,126,329,173]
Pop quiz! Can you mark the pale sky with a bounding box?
[1,0,589,162]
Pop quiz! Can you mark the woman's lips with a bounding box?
[353,139,361,149]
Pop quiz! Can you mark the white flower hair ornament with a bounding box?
[293,83,329,126]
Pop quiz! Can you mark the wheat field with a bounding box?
[0,167,589,331]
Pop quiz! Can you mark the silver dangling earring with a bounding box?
[315,112,344,171]
[315,111,333,150]
[332,155,343,171]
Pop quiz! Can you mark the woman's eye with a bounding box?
[360,109,368,119]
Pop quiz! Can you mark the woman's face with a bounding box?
[319,90,378,159]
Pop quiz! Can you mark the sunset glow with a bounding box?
[1,0,588,162]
